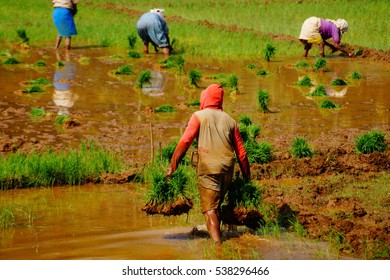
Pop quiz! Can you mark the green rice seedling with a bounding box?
[127,33,137,49]
[112,64,133,75]
[245,141,273,164]
[32,60,46,67]
[136,70,152,88]
[54,61,64,67]
[309,85,327,97]
[128,51,141,58]
[291,137,314,158]
[313,57,327,71]
[188,69,202,88]
[23,85,44,93]
[55,115,69,125]
[263,43,276,62]
[109,55,123,60]
[2,57,19,64]
[78,57,91,64]
[348,71,362,80]
[16,29,29,44]
[330,78,348,86]
[28,77,50,85]
[294,60,309,68]
[159,56,178,69]
[257,89,271,113]
[0,207,15,229]
[256,70,268,76]
[320,99,337,109]
[354,49,363,56]
[239,115,252,127]
[155,105,176,113]
[355,131,387,154]
[295,75,314,86]
[226,74,239,93]
[238,115,261,143]
[186,99,200,107]
[30,107,47,117]
[0,49,11,57]
[247,63,256,69]
[176,56,185,75]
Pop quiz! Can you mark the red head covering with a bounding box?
[200,84,224,110]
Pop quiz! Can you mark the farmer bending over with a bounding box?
[166,84,251,244]
[299,16,354,58]
[136,9,172,57]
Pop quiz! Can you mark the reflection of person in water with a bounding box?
[53,53,78,115]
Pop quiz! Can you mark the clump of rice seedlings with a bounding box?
[30,107,47,117]
[186,99,200,107]
[16,29,29,46]
[355,131,387,154]
[226,74,239,93]
[320,99,337,109]
[0,49,11,57]
[127,33,137,49]
[256,70,268,76]
[28,77,50,85]
[176,56,185,75]
[238,115,261,143]
[330,78,348,86]
[313,57,327,71]
[159,55,178,69]
[128,51,141,58]
[55,115,69,125]
[32,60,46,67]
[291,137,314,158]
[155,105,176,113]
[136,70,152,88]
[0,207,15,229]
[309,85,327,96]
[354,49,363,56]
[348,71,362,80]
[141,164,193,216]
[221,176,264,229]
[54,61,64,67]
[294,60,309,68]
[247,63,256,69]
[188,69,202,88]
[257,89,271,113]
[3,57,19,64]
[112,64,133,75]
[264,43,276,62]
[295,75,314,86]
[78,57,91,64]
[23,85,43,93]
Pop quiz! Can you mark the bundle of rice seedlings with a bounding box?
[28,77,50,85]
[330,78,348,86]
[176,56,185,75]
[188,69,202,88]
[264,44,276,62]
[221,176,264,229]
[257,89,271,113]
[112,64,133,75]
[313,57,327,71]
[247,63,256,69]
[309,85,327,97]
[127,33,137,49]
[295,75,314,86]
[128,51,141,58]
[23,85,43,93]
[3,57,19,64]
[186,99,200,107]
[159,55,178,69]
[294,60,309,68]
[142,165,193,216]
[348,71,362,80]
[291,137,314,158]
[32,60,46,67]
[30,107,47,117]
[256,70,268,76]
[136,70,152,88]
[355,131,387,154]
[155,105,176,113]
[226,74,239,94]
[319,99,337,109]
[245,141,273,164]
[54,61,64,67]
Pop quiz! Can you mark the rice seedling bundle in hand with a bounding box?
[142,166,193,216]
[221,176,264,229]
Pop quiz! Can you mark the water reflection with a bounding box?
[53,51,78,115]
[141,70,166,97]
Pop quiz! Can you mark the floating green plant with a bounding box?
[112,64,133,75]
[30,107,47,117]
[320,99,337,109]
[295,75,314,86]
[188,69,202,88]
[247,63,256,69]
[309,85,327,96]
[155,105,176,113]
[136,70,152,88]
[313,57,327,71]
[256,70,268,76]
[54,61,64,67]
[348,71,362,80]
[257,89,271,113]
[264,43,276,62]
[128,51,141,58]
[186,99,200,107]
[32,60,46,67]
[355,131,387,154]
[55,115,69,125]
[3,57,19,64]
[23,85,43,93]
[294,60,309,68]
[127,33,137,49]
[330,78,348,86]
[291,137,314,158]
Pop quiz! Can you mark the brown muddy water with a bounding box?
[1,46,389,259]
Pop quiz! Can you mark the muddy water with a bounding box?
[1,46,389,259]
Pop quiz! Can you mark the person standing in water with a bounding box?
[52,0,78,50]
[136,8,172,57]
[166,84,251,244]
[299,16,353,58]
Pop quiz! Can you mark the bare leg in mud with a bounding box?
[204,209,222,244]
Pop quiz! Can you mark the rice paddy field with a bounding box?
[0,0,389,261]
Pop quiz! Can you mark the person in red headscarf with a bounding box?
[166,84,250,244]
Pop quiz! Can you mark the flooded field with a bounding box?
[1,46,389,259]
